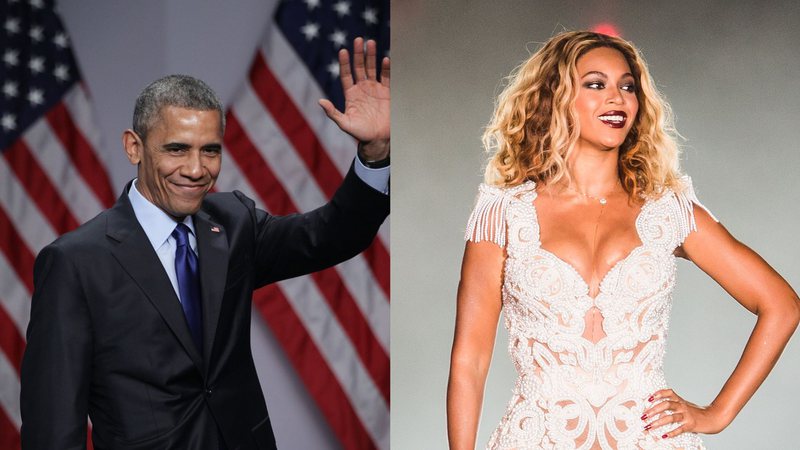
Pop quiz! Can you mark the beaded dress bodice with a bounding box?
[465,178,713,450]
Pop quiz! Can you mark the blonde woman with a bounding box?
[447,31,800,449]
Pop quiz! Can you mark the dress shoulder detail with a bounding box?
[464,181,536,248]
[667,175,718,245]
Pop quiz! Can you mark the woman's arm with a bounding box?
[447,240,505,449]
[644,206,800,436]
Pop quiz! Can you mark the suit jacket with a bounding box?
[20,165,389,450]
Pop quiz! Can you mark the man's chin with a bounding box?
[163,203,203,221]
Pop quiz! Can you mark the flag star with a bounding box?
[28,88,44,106]
[53,32,69,48]
[1,113,16,131]
[30,26,44,42]
[300,22,320,41]
[54,64,69,82]
[362,7,378,25]
[3,81,18,98]
[29,56,45,74]
[329,29,346,48]
[333,1,351,17]
[29,0,44,8]
[303,0,320,10]
[4,17,20,34]
[3,50,19,66]
[327,60,340,78]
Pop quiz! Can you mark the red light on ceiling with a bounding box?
[592,23,621,37]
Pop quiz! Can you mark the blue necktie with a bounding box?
[172,223,203,354]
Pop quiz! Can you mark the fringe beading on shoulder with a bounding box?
[672,176,718,244]
[465,184,511,247]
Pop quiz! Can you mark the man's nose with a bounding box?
[181,150,204,179]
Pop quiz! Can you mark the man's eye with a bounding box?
[203,148,222,155]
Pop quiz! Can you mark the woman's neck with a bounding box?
[562,146,621,197]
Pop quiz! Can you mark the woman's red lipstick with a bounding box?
[597,111,627,128]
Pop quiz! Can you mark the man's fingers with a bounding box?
[338,48,353,91]
[352,37,367,81]
[318,99,344,128]
[380,57,390,87]
[365,39,377,80]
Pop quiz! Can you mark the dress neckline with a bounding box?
[526,188,653,301]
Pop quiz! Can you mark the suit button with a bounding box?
[205,388,213,397]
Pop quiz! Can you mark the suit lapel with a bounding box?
[105,184,204,370]
[194,211,229,367]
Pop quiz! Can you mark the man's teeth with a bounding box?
[599,115,624,122]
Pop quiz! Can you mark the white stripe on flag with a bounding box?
[0,351,21,428]
[216,146,262,207]
[233,86,326,210]
[0,252,31,336]
[277,278,389,450]
[22,119,104,224]
[63,85,105,164]
[0,159,58,252]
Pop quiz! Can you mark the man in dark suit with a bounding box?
[20,38,390,450]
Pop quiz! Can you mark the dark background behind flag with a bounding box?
[1,0,388,449]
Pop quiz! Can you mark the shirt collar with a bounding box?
[128,179,196,250]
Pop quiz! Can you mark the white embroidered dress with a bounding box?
[465,178,712,450]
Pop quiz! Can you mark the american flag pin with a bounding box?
[211,226,220,233]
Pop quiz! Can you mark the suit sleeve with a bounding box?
[249,163,389,287]
[21,244,92,450]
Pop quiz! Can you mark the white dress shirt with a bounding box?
[128,180,197,303]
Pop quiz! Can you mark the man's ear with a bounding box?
[122,129,143,165]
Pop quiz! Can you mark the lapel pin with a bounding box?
[211,226,220,233]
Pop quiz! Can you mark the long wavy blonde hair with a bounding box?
[483,31,683,198]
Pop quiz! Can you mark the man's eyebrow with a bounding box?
[202,143,222,151]
[162,142,191,150]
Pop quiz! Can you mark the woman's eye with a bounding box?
[585,81,604,89]
[621,83,637,92]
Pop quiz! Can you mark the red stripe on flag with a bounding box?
[224,113,389,400]
[362,240,390,301]
[0,408,20,450]
[249,53,342,200]
[245,58,390,299]
[3,140,80,235]
[46,102,115,208]
[0,304,25,375]
[0,205,36,293]
[253,285,375,450]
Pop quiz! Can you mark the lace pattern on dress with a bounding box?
[464,177,712,450]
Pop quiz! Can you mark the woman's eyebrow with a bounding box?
[581,71,608,79]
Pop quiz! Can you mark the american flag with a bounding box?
[218,1,391,449]
[0,0,115,448]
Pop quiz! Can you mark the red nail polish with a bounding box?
[640,414,647,420]
[648,396,654,402]
[662,434,668,439]
[644,424,651,430]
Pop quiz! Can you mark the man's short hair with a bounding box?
[132,74,225,141]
